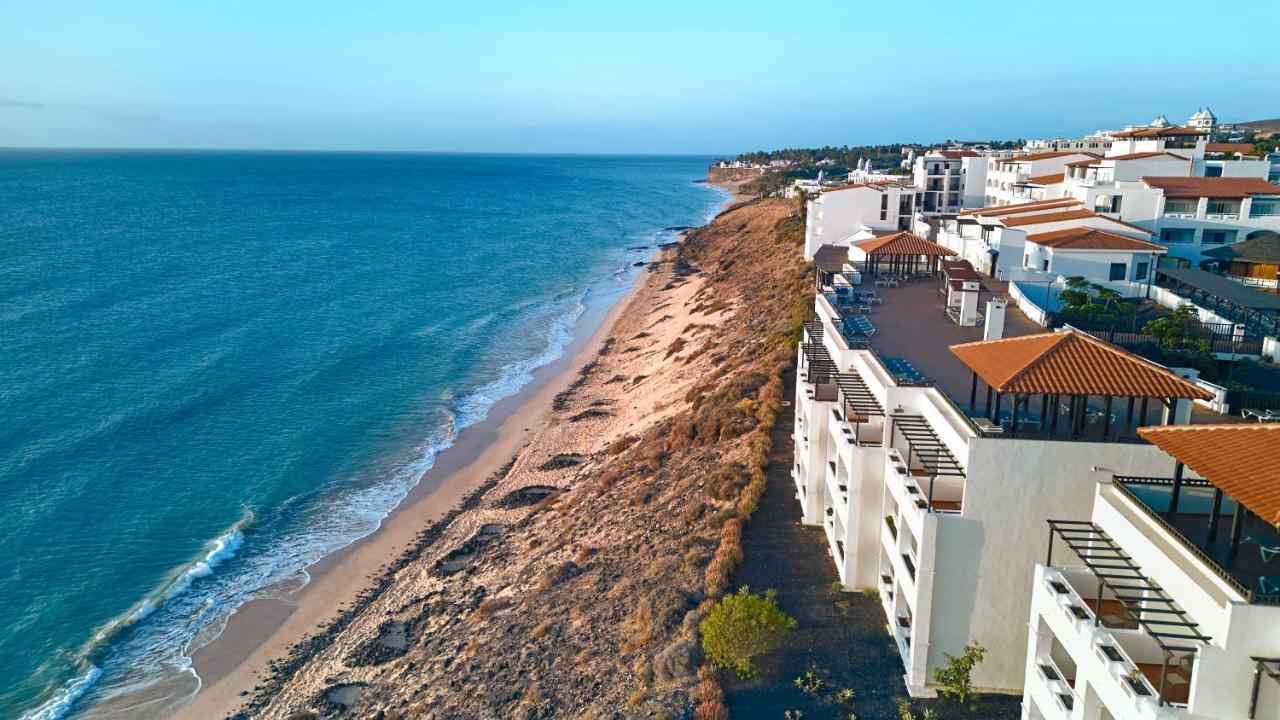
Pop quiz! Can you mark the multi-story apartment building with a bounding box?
[803,181,919,260]
[938,198,1162,285]
[986,152,1101,207]
[913,151,974,216]
[793,278,1213,696]
[1024,423,1280,719]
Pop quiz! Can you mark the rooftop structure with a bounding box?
[804,181,919,260]
[1202,234,1280,288]
[1025,423,1280,719]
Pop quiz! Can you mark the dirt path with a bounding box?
[723,369,1022,719]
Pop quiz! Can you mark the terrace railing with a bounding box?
[1113,477,1280,604]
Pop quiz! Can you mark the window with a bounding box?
[1135,262,1149,281]
[1207,200,1231,214]
[1109,263,1127,281]
[1202,230,1237,245]
[1023,255,1030,268]
[1164,199,1196,214]
[1205,165,1223,177]
[1160,228,1194,244]
[1042,259,1050,272]
[1251,201,1277,217]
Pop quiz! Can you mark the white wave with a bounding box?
[20,665,102,720]
[44,211,715,719]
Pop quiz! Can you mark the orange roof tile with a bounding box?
[855,232,957,257]
[1025,172,1065,185]
[1106,151,1190,162]
[997,151,1099,164]
[958,198,1081,217]
[1205,142,1257,155]
[1026,227,1167,252]
[999,209,1098,227]
[950,330,1213,399]
[1142,176,1280,198]
[1138,424,1280,526]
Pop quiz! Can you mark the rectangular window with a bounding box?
[1135,262,1149,281]
[1202,230,1237,245]
[1109,263,1127,281]
[1042,259,1050,272]
[1205,165,1223,177]
[1165,199,1196,213]
[1251,202,1277,217]
[1161,228,1194,244]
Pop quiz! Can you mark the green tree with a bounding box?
[700,587,796,678]
[1143,305,1200,353]
[933,641,987,704]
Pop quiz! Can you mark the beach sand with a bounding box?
[151,181,747,720]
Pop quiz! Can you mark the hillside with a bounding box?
[230,200,810,719]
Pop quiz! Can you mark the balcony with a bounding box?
[1041,520,1212,713]
[1114,477,1280,604]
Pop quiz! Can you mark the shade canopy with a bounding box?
[950,330,1213,399]
[855,232,956,258]
[1202,234,1280,264]
[1138,424,1280,526]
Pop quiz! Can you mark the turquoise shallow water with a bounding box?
[0,151,724,718]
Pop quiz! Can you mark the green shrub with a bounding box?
[933,641,987,704]
[700,587,796,678]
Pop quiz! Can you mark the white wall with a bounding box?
[927,440,1178,693]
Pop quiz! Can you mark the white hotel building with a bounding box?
[793,276,1212,697]
[803,181,919,260]
[1024,424,1280,720]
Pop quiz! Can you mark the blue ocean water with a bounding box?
[0,151,725,718]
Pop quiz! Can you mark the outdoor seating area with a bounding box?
[950,330,1215,441]
[880,357,928,384]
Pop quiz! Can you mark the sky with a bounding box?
[2,0,1277,155]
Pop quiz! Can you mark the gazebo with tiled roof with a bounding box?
[1123,424,1280,604]
[950,329,1213,438]
[852,231,957,277]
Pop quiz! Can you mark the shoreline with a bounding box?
[138,179,749,720]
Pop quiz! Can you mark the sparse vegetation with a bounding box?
[793,670,824,694]
[933,641,987,704]
[700,587,796,678]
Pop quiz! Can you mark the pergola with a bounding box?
[854,232,957,277]
[1045,519,1210,706]
[1155,267,1280,337]
[950,330,1213,439]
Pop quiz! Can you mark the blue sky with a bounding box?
[2,0,1276,154]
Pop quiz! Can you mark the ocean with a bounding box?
[0,151,726,718]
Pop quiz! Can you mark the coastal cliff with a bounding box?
[233,199,808,719]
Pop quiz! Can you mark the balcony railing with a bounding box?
[1114,477,1280,604]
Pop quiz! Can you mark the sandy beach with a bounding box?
[143,180,753,720]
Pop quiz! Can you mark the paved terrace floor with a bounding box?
[854,277,1236,427]
[858,277,1039,402]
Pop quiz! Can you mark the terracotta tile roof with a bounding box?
[1111,126,1207,138]
[855,231,957,257]
[950,329,1213,399]
[999,209,1098,227]
[958,198,1081,217]
[1026,227,1167,252]
[1138,424,1280,526]
[1025,172,1064,185]
[1205,142,1257,155]
[996,151,1098,164]
[1142,176,1280,198]
[1070,152,1189,167]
